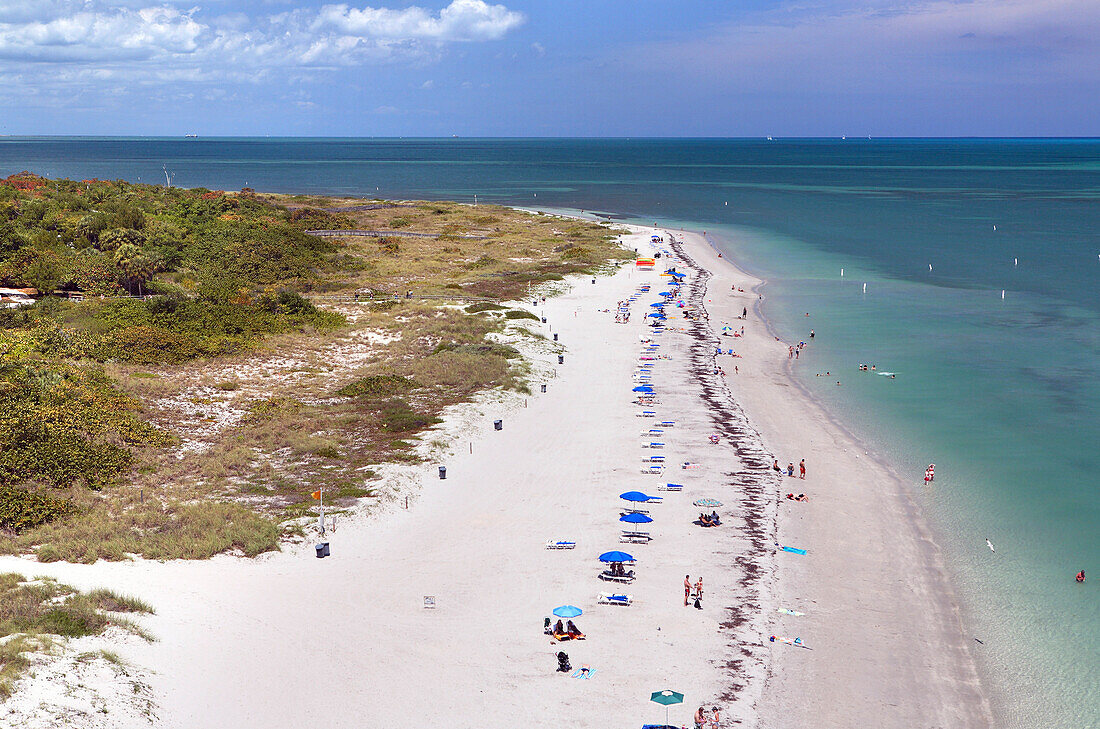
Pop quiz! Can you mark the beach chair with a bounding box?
[637,411,657,418]
[656,483,682,492]
[641,465,664,475]
[598,570,636,584]
[619,530,651,544]
[643,442,664,449]
[546,540,576,550]
[642,456,665,463]
[621,507,650,516]
[659,421,676,428]
[597,592,633,606]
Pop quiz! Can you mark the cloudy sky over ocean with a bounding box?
[1,0,1096,135]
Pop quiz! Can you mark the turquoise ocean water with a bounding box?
[2,138,1096,727]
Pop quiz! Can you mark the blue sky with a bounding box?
[1,0,1097,136]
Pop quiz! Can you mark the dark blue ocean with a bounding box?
[2,137,1097,727]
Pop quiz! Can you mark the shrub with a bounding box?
[375,399,441,433]
[504,310,539,321]
[334,375,417,399]
[465,302,506,314]
[0,486,73,533]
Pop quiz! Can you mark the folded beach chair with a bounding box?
[637,411,657,418]
[642,442,665,449]
[619,530,651,544]
[656,483,683,492]
[640,465,664,474]
[659,421,676,427]
[597,592,633,606]
[621,507,650,516]
[546,539,576,550]
[641,455,665,463]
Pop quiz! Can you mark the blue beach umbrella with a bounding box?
[619,491,651,502]
[598,551,635,563]
[649,302,665,308]
[633,386,654,392]
[619,512,653,524]
[553,605,583,618]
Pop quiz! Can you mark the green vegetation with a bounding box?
[0,573,154,698]
[1,175,630,563]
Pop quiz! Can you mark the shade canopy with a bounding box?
[599,551,635,563]
[620,512,653,524]
[552,605,583,618]
[651,690,684,705]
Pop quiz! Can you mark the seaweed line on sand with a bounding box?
[670,235,780,716]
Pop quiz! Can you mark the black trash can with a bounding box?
[592,278,596,284]
[494,419,502,431]
[558,355,564,364]
[315,544,326,559]
[540,384,547,393]
[541,317,547,323]
[322,542,330,557]
[553,333,558,341]
[439,466,447,479]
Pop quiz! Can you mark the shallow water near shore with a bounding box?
[2,137,1097,727]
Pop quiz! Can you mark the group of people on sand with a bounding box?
[772,459,806,479]
[694,704,720,729]
[546,619,585,641]
[698,511,721,527]
[684,575,704,609]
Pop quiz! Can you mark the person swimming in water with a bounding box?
[1076,570,1086,583]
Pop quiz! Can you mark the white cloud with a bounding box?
[531,41,545,57]
[420,79,435,89]
[311,0,523,42]
[0,0,525,76]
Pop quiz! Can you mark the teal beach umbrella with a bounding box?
[650,689,684,726]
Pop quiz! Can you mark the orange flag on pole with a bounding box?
[311,490,322,500]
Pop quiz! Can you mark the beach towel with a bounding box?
[779,546,807,555]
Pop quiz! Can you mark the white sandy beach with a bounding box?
[0,225,991,729]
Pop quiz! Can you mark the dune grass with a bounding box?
[2,192,630,563]
[0,573,155,698]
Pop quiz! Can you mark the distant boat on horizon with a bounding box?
[184,134,198,138]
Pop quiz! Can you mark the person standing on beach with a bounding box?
[685,575,692,606]
[799,459,806,479]
[742,307,747,318]
[711,706,721,728]
[694,577,704,607]
[694,706,707,729]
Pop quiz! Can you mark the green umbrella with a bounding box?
[650,689,684,727]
